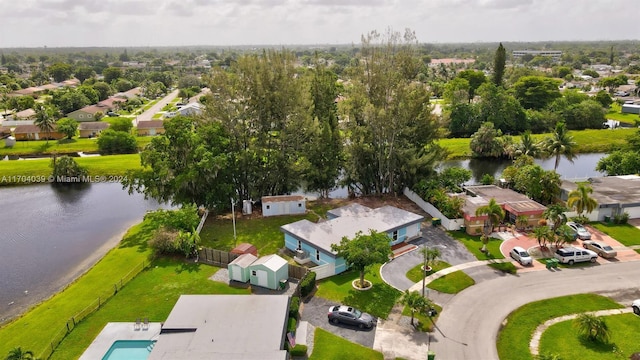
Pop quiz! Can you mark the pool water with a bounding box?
[102,340,156,360]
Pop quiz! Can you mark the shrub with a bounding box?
[97,129,138,154]
[109,117,134,133]
[149,226,180,254]
[289,296,300,320]
[570,215,590,225]
[144,205,200,231]
[289,344,308,357]
[287,317,297,333]
[481,174,495,185]
[613,212,629,224]
[299,271,316,298]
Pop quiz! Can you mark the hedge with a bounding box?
[289,296,300,319]
[299,271,316,298]
[290,344,308,357]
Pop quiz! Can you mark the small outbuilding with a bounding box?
[262,195,306,217]
[249,254,289,290]
[231,242,258,257]
[228,253,258,283]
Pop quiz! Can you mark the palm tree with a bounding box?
[6,347,35,360]
[34,104,56,144]
[516,215,529,231]
[542,122,577,171]
[475,198,505,252]
[514,131,541,159]
[533,226,550,248]
[543,204,568,233]
[400,290,429,326]
[567,184,598,217]
[573,313,610,343]
[419,247,441,296]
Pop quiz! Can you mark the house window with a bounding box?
[393,230,398,241]
[251,270,257,276]
[316,249,320,261]
[297,240,301,250]
[266,205,270,210]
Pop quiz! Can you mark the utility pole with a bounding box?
[231,198,237,246]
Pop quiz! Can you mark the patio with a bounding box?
[79,322,161,360]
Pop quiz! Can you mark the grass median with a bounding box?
[0,154,142,185]
[448,231,518,274]
[591,222,640,246]
[0,137,153,157]
[406,261,475,294]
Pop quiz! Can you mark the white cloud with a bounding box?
[0,0,638,47]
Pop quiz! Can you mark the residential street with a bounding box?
[135,89,180,124]
[429,261,640,359]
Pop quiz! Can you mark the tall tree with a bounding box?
[400,290,430,326]
[475,198,505,251]
[341,29,444,195]
[512,76,562,110]
[47,62,72,82]
[34,104,56,143]
[203,50,312,200]
[55,118,78,139]
[543,204,568,233]
[331,230,392,288]
[492,43,506,87]
[542,122,577,170]
[509,131,541,159]
[123,116,234,209]
[567,184,598,216]
[470,122,505,158]
[302,60,342,198]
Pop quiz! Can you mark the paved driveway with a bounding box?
[381,226,477,291]
[301,296,376,348]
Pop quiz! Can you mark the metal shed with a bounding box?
[261,195,306,217]
[228,253,258,283]
[249,254,289,290]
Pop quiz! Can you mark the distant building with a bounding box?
[512,50,562,59]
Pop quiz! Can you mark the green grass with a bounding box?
[0,154,142,185]
[606,103,640,125]
[308,327,383,360]
[437,128,635,159]
[49,259,249,360]
[448,232,505,260]
[496,294,624,360]
[401,303,443,332]
[315,265,401,319]
[0,137,153,156]
[591,222,640,246]
[152,113,163,119]
[539,313,640,360]
[199,212,320,256]
[0,219,157,358]
[405,261,475,294]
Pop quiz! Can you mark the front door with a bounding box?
[256,270,268,288]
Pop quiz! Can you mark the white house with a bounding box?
[262,195,306,217]
[177,103,202,117]
[280,204,424,279]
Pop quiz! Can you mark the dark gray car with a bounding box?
[327,305,375,329]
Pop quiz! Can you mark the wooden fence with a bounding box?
[288,264,308,280]
[198,248,238,267]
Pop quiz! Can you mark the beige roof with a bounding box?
[249,254,287,271]
[137,120,164,129]
[562,175,640,207]
[262,195,305,203]
[228,253,257,268]
[78,122,110,130]
[15,108,36,119]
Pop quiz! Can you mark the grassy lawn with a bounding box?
[496,294,623,360]
[447,231,518,274]
[591,222,640,246]
[437,128,635,159]
[0,137,153,156]
[315,265,401,319]
[401,303,443,332]
[199,212,320,256]
[539,313,640,360]
[309,327,383,360]
[0,218,157,358]
[49,259,249,360]
[405,261,475,294]
[607,103,640,125]
[0,154,142,185]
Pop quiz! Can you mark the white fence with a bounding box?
[311,263,335,280]
[195,209,209,234]
[403,187,464,231]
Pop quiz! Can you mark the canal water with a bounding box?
[0,183,168,323]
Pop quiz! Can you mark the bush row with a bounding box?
[299,271,316,298]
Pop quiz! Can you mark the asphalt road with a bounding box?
[135,89,180,123]
[430,261,640,359]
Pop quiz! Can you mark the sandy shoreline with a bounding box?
[0,220,139,325]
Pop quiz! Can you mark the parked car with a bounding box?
[615,91,630,97]
[106,111,118,117]
[328,305,376,329]
[582,240,617,259]
[566,222,591,240]
[554,247,598,265]
[633,299,640,316]
[510,246,533,265]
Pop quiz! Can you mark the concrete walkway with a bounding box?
[529,308,633,356]
[407,258,513,293]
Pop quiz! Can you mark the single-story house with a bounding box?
[98,97,125,109]
[14,108,36,120]
[67,104,112,122]
[262,195,306,217]
[281,204,424,278]
[60,78,80,87]
[248,254,289,290]
[149,295,289,360]
[113,87,142,99]
[177,103,202,117]
[228,253,258,283]
[137,120,165,136]
[78,121,110,138]
[12,124,64,141]
[561,175,640,221]
[460,185,547,235]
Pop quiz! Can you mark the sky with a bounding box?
[1,0,639,48]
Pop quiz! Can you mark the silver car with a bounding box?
[510,246,533,266]
[566,222,592,240]
[582,240,617,259]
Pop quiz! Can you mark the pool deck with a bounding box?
[79,322,161,360]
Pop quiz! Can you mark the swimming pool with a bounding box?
[101,340,156,360]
